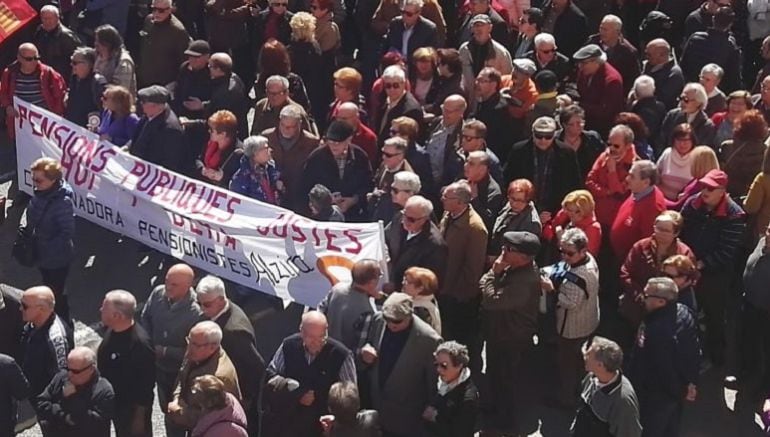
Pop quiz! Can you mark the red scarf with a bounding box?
[203,141,226,169]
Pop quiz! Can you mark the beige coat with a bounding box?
[438,206,488,301]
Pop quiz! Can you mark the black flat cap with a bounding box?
[573,44,604,61]
[137,85,170,104]
[184,40,211,57]
[325,120,355,142]
[502,231,541,256]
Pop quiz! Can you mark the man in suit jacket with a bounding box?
[358,293,442,437]
[384,0,438,63]
[130,85,187,174]
[195,276,265,435]
[541,0,589,58]
[373,66,424,147]
[455,0,510,47]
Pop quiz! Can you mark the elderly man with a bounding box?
[36,347,115,437]
[480,231,541,435]
[0,353,29,437]
[129,85,187,174]
[33,5,82,83]
[384,0,438,62]
[680,6,742,93]
[656,82,716,149]
[471,68,514,158]
[574,44,624,136]
[740,224,770,397]
[386,195,448,290]
[195,276,264,415]
[137,0,190,88]
[64,47,107,127]
[573,336,642,437]
[369,137,416,222]
[139,263,202,435]
[500,58,539,140]
[166,321,241,433]
[610,160,666,260]
[541,0,589,58]
[98,290,155,437]
[359,293,442,437]
[586,14,640,95]
[541,228,600,409]
[171,40,212,119]
[262,104,320,210]
[373,66,423,147]
[20,286,72,398]
[423,94,466,190]
[586,124,640,229]
[382,171,423,230]
[319,259,383,350]
[465,150,502,232]
[680,170,746,367]
[438,180,488,373]
[301,120,373,221]
[629,75,667,139]
[263,311,355,437]
[252,75,316,135]
[0,43,66,139]
[627,278,700,437]
[459,14,513,103]
[456,0,509,47]
[335,102,378,163]
[526,33,574,94]
[642,39,685,110]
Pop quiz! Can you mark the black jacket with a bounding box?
[384,16,439,62]
[214,302,265,408]
[202,73,249,139]
[386,220,448,289]
[656,108,716,152]
[288,41,326,121]
[33,23,82,83]
[0,286,24,361]
[680,29,742,93]
[374,92,424,147]
[129,107,187,174]
[556,129,604,181]
[21,313,72,397]
[471,92,515,158]
[426,73,465,115]
[680,193,747,272]
[171,61,212,119]
[504,139,582,213]
[541,0,588,58]
[525,50,575,94]
[96,324,155,410]
[471,175,503,234]
[35,371,115,437]
[426,377,479,437]
[0,354,29,437]
[64,73,107,127]
[631,97,666,147]
[643,60,685,110]
[253,10,293,54]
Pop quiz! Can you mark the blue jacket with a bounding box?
[229,156,281,205]
[27,181,75,269]
[627,303,701,401]
[680,193,746,272]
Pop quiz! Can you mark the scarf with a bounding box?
[203,141,227,169]
[468,38,493,76]
[437,367,471,396]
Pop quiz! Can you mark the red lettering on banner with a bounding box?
[16,105,28,130]
[343,229,362,254]
[27,110,43,136]
[324,229,341,251]
[122,161,148,185]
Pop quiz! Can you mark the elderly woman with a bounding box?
[661,254,699,313]
[320,382,380,436]
[308,184,346,221]
[93,24,136,96]
[410,47,440,107]
[189,375,248,437]
[745,148,770,240]
[22,158,76,322]
[719,109,769,197]
[557,104,605,180]
[198,110,243,187]
[228,136,282,204]
[327,67,368,125]
[551,190,602,256]
[423,341,479,437]
[310,0,340,54]
[65,47,107,127]
[488,179,542,263]
[665,146,720,210]
[629,75,666,144]
[288,12,326,123]
[699,63,727,116]
[619,210,695,326]
[402,267,442,334]
[657,123,698,201]
[254,39,311,112]
[711,90,753,147]
[656,82,716,151]
[97,85,140,146]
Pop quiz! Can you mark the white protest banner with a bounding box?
[14,97,389,307]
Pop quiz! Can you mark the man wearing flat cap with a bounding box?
[171,40,212,119]
[358,293,442,437]
[479,230,541,435]
[626,277,701,436]
[300,120,374,221]
[500,58,540,141]
[574,43,624,137]
[129,85,188,175]
[680,169,745,367]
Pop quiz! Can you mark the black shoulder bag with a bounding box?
[12,199,53,267]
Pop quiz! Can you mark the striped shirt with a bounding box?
[15,71,47,108]
[268,342,358,384]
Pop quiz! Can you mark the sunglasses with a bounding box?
[608,143,624,149]
[401,9,417,16]
[404,214,426,223]
[462,134,479,141]
[560,248,578,257]
[384,82,402,89]
[435,361,450,370]
[67,364,93,374]
[151,6,170,11]
[533,132,554,140]
[382,150,402,158]
[391,186,410,194]
[679,95,692,103]
[20,55,39,62]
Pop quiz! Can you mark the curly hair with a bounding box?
[208,110,238,139]
[615,112,649,141]
[733,109,768,143]
[290,12,317,42]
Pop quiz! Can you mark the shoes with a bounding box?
[724,375,738,390]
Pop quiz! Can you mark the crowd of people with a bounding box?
[4,0,770,435]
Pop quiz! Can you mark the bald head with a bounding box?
[336,102,361,126]
[165,263,195,301]
[645,39,671,66]
[442,94,467,125]
[24,286,55,309]
[301,310,328,330]
[22,286,56,326]
[300,311,328,355]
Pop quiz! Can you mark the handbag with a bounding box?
[12,199,53,267]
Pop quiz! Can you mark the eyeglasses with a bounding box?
[382,150,402,158]
[404,214,427,223]
[384,82,402,89]
[67,363,93,374]
[508,196,527,204]
[19,55,39,62]
[266,89,287,97]
[391,186,411,194]
[197,299,218,308]
[679,95,692,103]
[560,248,578,257]
[533,132,554,140]
[151,6,171,11]
[401,9,417,17]
[538,48,556,54]
[434,361,450,370]
[462,134,479,141]
[608,143,624,149]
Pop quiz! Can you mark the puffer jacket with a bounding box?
[26,181,76,269]
[191,393,248,436]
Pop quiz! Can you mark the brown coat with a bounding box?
[719,139,768,198]
[262,127,320,210]
[438,206,488,301]
[170,348,241,429]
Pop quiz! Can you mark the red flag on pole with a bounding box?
[0,0,37,45]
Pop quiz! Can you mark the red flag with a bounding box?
[0,0,37,45]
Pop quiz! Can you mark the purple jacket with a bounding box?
[98,110,140,146]
[191,393,248,437]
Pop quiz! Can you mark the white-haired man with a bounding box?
[372,65,423,146]
[98,290,155,437]
[252,75,316,135]
[526,33,574,91]
[642,38,685,110]
[166,321,241,434]
[33,5,82,82]
[629,75,666,141]
[384,0,438,62]
[587,14,640,94]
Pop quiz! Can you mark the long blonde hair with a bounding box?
[689,146,719,179]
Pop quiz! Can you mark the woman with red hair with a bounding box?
[719,109,769,197]
[254,39,310,111]
[487,179,542,264]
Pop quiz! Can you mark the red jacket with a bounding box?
[610,186,667,259]
[0,62,66,138]
[576,62,624,136]
[352,123,378,165]
[552,209,602,256]
[585,148,639,226]
[620,236,695,300]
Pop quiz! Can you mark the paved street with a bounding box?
[0,134,766,436]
